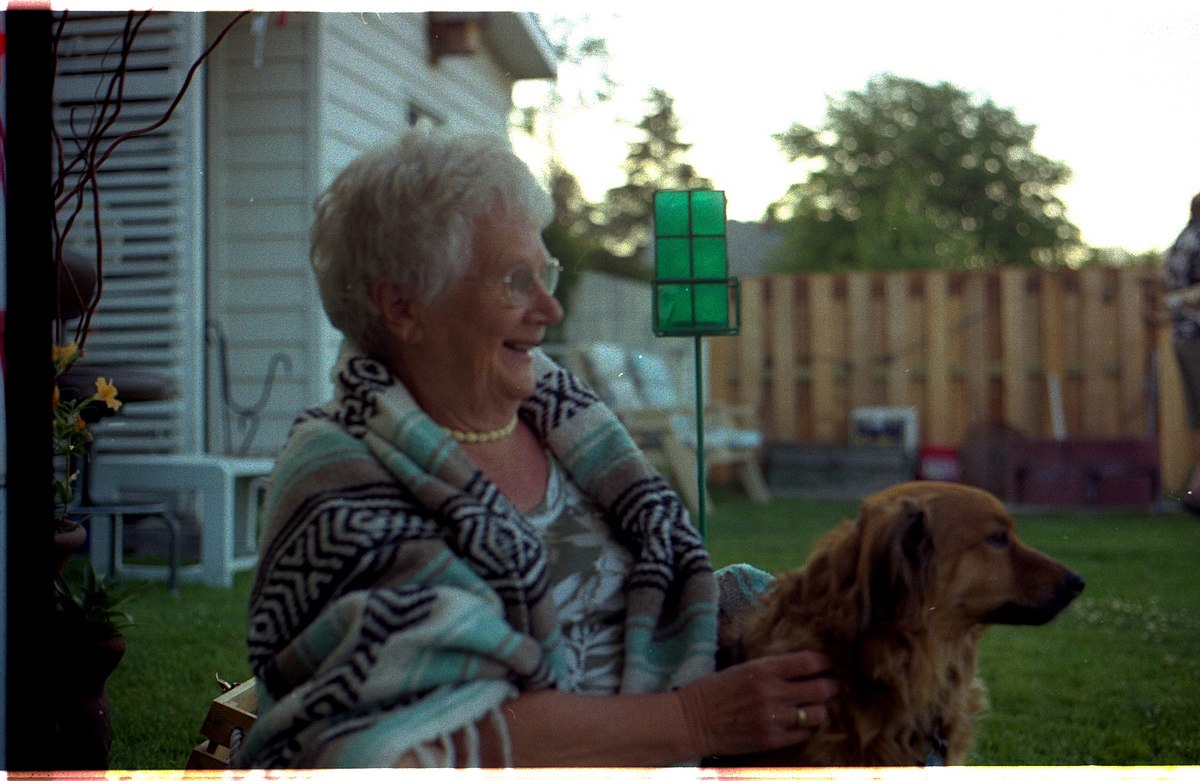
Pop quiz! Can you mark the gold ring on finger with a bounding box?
[796,706,808,728]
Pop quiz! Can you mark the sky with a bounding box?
[514,2,1200,254]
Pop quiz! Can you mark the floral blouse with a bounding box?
[524,455,634,694]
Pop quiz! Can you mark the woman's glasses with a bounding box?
[475,257,561,308]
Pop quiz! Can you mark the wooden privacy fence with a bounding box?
[707,266,1191,493]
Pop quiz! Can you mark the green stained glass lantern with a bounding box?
[652,189,741,337]
[650,189,741,540]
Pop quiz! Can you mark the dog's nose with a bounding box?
[1064,571,1086,597]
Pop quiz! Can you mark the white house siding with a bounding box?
[206,12,548,456]
[309,13,429,382]
[204,12,318,456]
[314,13,513,182]
[55,12,207,455]
[308,14,522,383]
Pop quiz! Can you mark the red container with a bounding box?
[918,444,961,481]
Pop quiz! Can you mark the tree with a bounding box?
[1080,246,1162,267]
[513,14,615,142]
[540,161,610,323]
[599,87,713,266]
[514,16,629,288]
[767,74,1081,272]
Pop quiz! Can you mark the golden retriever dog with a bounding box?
[721,481,1085,767]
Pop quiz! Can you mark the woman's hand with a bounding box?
[396,650,837,767]
[675,651,838,758]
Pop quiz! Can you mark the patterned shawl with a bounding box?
[234,347,718,768]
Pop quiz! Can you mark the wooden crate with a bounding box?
[186,678,257,769]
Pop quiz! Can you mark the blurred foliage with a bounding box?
[1079,246,1164,267]
[599,87,713,262]
[513,14,616,138]
[767,74,1083,272]
[538,86,711,293]
[517,16,657,300]
[521,26,1135,277]
[540,162,654,341]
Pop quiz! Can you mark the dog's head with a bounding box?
[853,481,1085,632]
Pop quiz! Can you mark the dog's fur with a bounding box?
[721,481,1085,767]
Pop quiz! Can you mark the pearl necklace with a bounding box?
[443,416,519,444]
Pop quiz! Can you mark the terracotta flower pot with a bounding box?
[54,520,88,574]
[53,633,127,770]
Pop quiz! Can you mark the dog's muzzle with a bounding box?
[987,571,1086,626]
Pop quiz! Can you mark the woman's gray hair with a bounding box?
[310,130,553,353]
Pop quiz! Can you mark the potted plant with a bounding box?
[53,562,140,769]
[52,340,122,568]
[52,337,127,770]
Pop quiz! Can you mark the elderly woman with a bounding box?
[236,130,835,768]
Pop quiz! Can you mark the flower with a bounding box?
[53,343,120,528]
[52,341,80,372]
[94,376,122,412]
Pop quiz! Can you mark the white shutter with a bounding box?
[53,11,205,454]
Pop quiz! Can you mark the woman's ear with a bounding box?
[371,277,423,343]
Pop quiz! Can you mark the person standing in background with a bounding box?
[1165,192,1200,514]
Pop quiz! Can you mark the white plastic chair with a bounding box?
[576,343,770,515]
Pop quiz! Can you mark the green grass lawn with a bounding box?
[97,491,1200,768]
[103,569,255,769]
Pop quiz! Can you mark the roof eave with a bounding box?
[483,11,557,81]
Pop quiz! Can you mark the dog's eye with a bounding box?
[988,530,1010,548]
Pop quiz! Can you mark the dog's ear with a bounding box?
[858,496,935,629]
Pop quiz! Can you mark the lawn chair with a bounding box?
[574,342,770,515]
